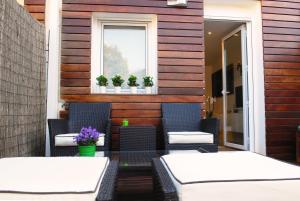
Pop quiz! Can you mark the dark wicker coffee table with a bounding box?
[78,149,206,169]
[95,150,166,170]
[76,150,203,200]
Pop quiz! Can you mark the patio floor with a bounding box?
[117,169,153,201]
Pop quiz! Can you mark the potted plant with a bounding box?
[96,75,108,93]
[128,74,139,94]
[111,74,124,93]
[74,127,102,157]
[143,76,154,94]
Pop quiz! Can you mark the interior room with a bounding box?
[204,20,246,149]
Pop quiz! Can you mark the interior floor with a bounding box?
[218,146,239,151]
[227,132,243,145]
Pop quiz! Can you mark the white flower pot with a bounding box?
[145,87,152,94]
[99,86,106,93]
[130,86,137,94]
[114,86,121,93]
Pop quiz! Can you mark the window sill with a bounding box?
[91,92,157,96]
[92,88,157,95]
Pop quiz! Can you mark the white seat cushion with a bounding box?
[55,133,105,147]
[168,131,214,144]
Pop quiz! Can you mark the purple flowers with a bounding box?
[74,127,102,146]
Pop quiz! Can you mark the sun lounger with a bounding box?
[153,151,300,201]
[0,157,118,201]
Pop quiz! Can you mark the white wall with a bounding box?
[204,0,266,155]
[44,0,62,156]
[16,0,24,6]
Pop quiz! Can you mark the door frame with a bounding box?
[222,25,249,150]
[204,0,266,155]
[204,16,257,153]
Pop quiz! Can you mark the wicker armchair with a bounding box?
[48,103,111,156]
[162,103,219,152]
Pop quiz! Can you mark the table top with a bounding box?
[95,150,202,170]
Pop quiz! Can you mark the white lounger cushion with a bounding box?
[0,157,109,201]
[168,131,214,144]
[55,133,105,146]
[161,151,300,201]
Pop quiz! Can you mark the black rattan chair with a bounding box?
[48,103,111,156]
[162,103,219,152]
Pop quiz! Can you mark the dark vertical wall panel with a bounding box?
[60,0,204,150]
[0,0,46,157]
[262,0,300,161]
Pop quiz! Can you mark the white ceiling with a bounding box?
[205,20,244,67]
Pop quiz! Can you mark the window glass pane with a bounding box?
[103,25,146,88]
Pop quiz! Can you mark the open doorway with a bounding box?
[205,20,249,150]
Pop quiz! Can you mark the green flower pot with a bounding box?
[79,145,96,157]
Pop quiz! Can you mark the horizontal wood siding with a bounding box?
[61,0,204,150]
[24,0,45,23]
[262,0,300,161]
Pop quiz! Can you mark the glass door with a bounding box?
[222,25,249,150]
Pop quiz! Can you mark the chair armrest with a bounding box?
[200,118,219,145]
[162,118,169,148]
[152,158,179,201]
[96,160,119,201]
[48,119,68,156]
[104,119,112,151]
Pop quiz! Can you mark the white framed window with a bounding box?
[91,13,157,94]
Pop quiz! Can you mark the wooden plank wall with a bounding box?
[24,0,45,23]
[61,0,204,150]
[262,0,300,161]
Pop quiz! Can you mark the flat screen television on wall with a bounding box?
[212,66,234,97]
[235,85,243,108]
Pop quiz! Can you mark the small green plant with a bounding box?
[143,76,154,87]
[96,75,108,86]
[111,74,124,87]
[127,75,139,87]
